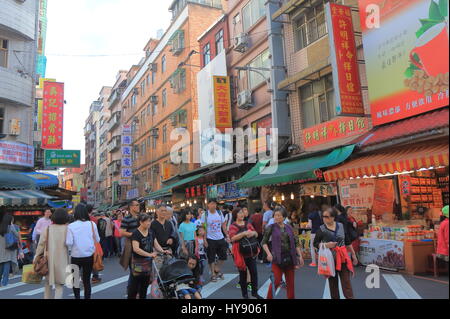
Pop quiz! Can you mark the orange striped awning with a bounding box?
[324,143,449,181]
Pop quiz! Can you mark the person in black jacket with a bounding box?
[334,204,358,259]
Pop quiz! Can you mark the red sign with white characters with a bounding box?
[303,117,369,149]
[42,82,64,149]
[326,3,365,116]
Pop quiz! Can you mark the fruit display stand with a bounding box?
[404,240,436,275]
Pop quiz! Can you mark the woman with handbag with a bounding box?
[313,208,358,299]
[262,207,304,299]
[34,208,69,299]
[66,204,101,299]
[229,208,263,299]
[0,214,21,287]
[129,214,170,299]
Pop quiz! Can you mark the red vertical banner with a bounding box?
[326,3,365,116]
[42,81,64,149]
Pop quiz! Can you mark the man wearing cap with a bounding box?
[437,205,449,262]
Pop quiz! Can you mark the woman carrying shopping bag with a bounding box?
[34,208,70,299]
[262,207,304,299]
[313,208,358,299]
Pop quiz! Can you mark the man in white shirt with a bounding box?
[200,199,229,282]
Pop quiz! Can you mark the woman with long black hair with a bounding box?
[66,204,100,299]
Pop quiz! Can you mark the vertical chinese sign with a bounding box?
[42,81,64,149]
[325,3,365,116]
[213,76,232,133]
[359,0,448,126]
[121,124,132,186]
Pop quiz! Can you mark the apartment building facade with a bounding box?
[273,0,370,154]
[106,71,128,204]
[121,0,225,197]
[0,0,39,170]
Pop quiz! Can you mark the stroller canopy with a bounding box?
[159,259,195,284]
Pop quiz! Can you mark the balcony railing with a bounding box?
[108,112,121,132]
[108,88,124,107]
[108,160,121,176]
[107,136,121,153]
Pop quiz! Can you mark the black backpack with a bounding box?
[236,222,260,257]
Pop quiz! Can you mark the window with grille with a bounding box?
[178,109,187,125]
[247,49,270,90]
[242,0,266,32]
[215,29,224,55]
[162,124,167,143]
[300,73,335,129]
[293,0,328,51]
[203,43,211,66]
[141,81,145,96]
[0,108,4,133]
[170,69,186,94]
[162,89,167,107]
[0,39,7,68]
[162,55,167,73]
[152,136,157,149]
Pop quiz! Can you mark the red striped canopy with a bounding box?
[324,143,449,181]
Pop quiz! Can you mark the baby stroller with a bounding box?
[154,257,197,299]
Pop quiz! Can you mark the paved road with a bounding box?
[0,256,448,299]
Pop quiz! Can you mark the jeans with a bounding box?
[0,261,12,286]
[128,274,151,299]
[267,264,296,299]
[71,255,94,299]
[238,257,258,297]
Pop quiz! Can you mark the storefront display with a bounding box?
[359,238,405,270]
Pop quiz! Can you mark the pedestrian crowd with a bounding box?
[1,201,449,300]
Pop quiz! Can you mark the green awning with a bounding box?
[144,173,203,200]
[0,190,53,207]
[235,160,270,184]
[237,145,355,188]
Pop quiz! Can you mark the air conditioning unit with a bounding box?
[150,95,158,104]
[149,63,157,72]
[234,33,249,53]
[237,90,253,109]
[150,128,159,137]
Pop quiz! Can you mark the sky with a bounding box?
[45,0,172,163]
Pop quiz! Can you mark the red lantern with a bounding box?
[191,187,196,197]
[185,188,190,198]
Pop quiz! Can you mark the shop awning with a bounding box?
[0,190,54,207]
[237,145,355,188]
[20,172,59,188]
[0,169,36,190]
[354,108,449,148]
[324,143,449,181]
[144,174,203,200]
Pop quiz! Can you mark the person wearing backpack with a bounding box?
[0,214,21,287]
[229,208,263,299]
[262,207,304,299]
[200,199,229,282]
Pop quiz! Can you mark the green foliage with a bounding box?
[404,54,420,78]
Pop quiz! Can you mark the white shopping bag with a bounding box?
[317,243,335,278]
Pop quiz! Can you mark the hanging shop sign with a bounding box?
[42,81,64,149]
[44,150,81,168]
[372,179,395,217]
[303,117,369,149]
[13,211,43,216]
[0,141,34,167]
[299,183,338,197]
[339,179,375,223]
[359,238,405,269]
[212,182,249,201]
[37,78,55,128]
[359,0,449,126]
[213,76,233,133]
[325,3,365,116]
[120,124,132,186]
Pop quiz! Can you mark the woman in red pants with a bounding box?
[262,207,304,299]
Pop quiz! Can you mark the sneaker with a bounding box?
[247,284,252,292]
[309,263,317,267]
[217,272,224,280]
[210,276,218,283]
[236,283,241,289]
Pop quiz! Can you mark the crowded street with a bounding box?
[0,0,449,305]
